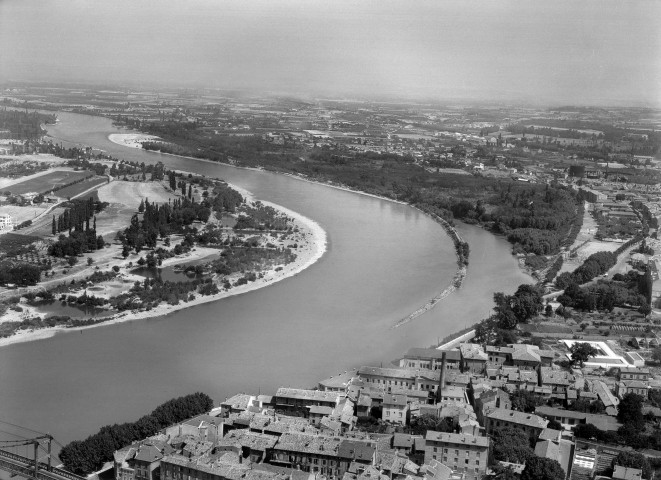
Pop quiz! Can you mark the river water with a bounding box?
[0,112,530,450]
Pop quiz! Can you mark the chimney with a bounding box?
[436,352,447,403]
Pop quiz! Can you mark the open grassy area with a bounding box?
[3,169,93,195]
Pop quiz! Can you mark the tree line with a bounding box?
[58,392,214,475]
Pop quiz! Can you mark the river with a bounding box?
[0,112,531,450]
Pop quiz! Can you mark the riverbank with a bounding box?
[106,133,469,326]
[107,133,160,149]
[0,187,327,349]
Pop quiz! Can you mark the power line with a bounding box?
[0,428,31,441]
[0,419,46,437]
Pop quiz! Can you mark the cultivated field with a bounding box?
[3,170,93,195]
[56,176,108,199]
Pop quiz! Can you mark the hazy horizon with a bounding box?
[1,0,660,107]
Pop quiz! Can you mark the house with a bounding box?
[617,367,650,382]
[534,439,573,479]
[215,429,278,463]
[424,431,489,480]
[270,433,376,477]
[616,380,648,399]
[0,214,13,232]
[459,344,488,374]
[382,394,409,425]
[483,408,548,440]
[114,440,174,480]
[473,389,511,424]
[540,368,575,397]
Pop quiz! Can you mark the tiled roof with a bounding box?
[536,406,586,420]
[217,429,278,451]
[535,440,560,461]
[383,394,408,407]
[425,431,489,447]
[133,444,163,464]
[459,343,487,361]
[275,387,343,403]
[486,407,548,429]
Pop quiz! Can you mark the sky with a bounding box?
[1,0,660,106]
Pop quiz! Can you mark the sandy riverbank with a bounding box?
[0,187,327,349]
[108,133,161,149]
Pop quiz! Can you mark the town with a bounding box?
[0,85,660,480]
[59,336,661,480]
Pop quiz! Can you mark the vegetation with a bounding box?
[59,392,213,475]
[556,251,616,289]
[569,343,599,367]
[520,456,566,480]
[490,427,534,464]
[0,109,55,138]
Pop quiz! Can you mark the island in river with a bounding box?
[0,162,327,347]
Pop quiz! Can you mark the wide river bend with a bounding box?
[0,112,531,449]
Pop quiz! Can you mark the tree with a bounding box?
[521,456,565,480]
[511,390,545,413]
[613,452,652,479]
[638,303,651,318]
[409,413,453,436]
[87,258,94,266]
[651,348,661,363]
[122,245,130,259]
[68,256,78,267]
[569,342,598,367]
[52,215,56,235]
[138,199,145,213]
[491,427,535,463]
[618,392,644,428]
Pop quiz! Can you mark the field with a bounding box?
[55,176,108,200]
[3,170,93,195]
[0,204,51,225]
[97,180,178,208]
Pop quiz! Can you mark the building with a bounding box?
[0,214,13,232]
[473,389,511,424]
[382,394,409,425]
[114,440,174,480]
[424,431,489,480]
[616,381,648,399]
[535,406,621,431]
[357,366,441,393]
[270,433,376,478]
[483,408,548,440]
[613,466,643,480]
[617,367,650,382]
[459,344,488,374]
[400,348,461,371]
[274,388,344,417]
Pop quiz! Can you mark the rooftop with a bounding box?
[486,408,548,429]
[425,431,489,448]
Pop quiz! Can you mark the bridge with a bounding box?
[0,421,85,480]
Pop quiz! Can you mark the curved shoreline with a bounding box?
[104,132,469,327]
[0,188,327,349]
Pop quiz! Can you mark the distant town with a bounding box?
[0,84,661,480]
